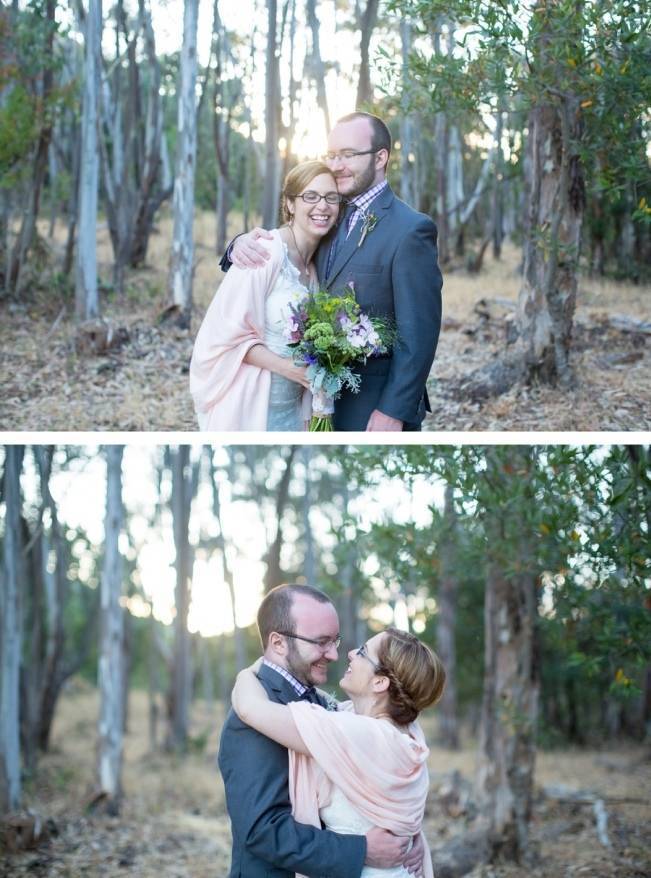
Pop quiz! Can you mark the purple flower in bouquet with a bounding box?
[283,284,396,431]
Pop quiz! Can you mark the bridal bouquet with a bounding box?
[284,283,394,431]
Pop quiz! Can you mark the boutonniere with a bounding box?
[358,211,378,247]
[322,692,339,711]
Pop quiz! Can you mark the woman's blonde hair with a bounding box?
[281,160,338,224]
[376,627,446,725]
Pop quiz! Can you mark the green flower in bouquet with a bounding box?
[284,283,396,431]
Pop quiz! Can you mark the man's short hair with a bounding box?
[257,584,334,648]
[335,111,392,157]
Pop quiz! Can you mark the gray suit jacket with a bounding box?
[315,185,442,430]
[218,664,366,877]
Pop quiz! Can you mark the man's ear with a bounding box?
[375,148,389,173]
[268,631,287,658]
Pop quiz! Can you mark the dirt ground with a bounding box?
[0,211,649,432]
[2,684,650,878]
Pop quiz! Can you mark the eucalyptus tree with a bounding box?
[203,445,247,674]
[75,0,103,320]
[474,446,540,863]
[100,0,171,291]
[436,483,459,749]
[0,446,25,812]
[390,0,651,392]
[305,0,331,132]
[168,0,200,328]
[97,445,125,814]
[209,0,242,255]
[1,2,64,298]
[5,0,57,297]
[164,445,200,752]
[262,0,281,228]
[356,0,381,107]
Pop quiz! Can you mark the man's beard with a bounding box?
[338,155,376,199]
[285,640,319,686]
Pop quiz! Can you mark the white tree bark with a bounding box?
[0,446,25,812]
[167,446,198,751]
[75,0,102,320]
[302,447,316,586]
[399,20,418,208]
[262,0,281,228]
[436,483,459,749]
[168,0,199,328]
[446,124,464,236]
[97,445,125,812]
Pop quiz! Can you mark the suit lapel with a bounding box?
[325,184,394,290]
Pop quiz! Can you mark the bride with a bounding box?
[231,627,445,878]
[189,161,341,430]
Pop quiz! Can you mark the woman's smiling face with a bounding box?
[340,632,386,696]
[288,172,340,238]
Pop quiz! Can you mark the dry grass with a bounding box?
[2,684,650,878]
[0,212,649,432]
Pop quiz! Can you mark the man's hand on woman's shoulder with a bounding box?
[231,227,274,269]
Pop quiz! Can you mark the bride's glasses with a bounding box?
[297,191,342,205]
[278,632,342,650]
[356,643,381,671]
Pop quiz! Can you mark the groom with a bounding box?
[223,112,443,431]
[218,583,424,877]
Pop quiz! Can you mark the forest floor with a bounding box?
[1,210,649,432]
[2,683,650,878]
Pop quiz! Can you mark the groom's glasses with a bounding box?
[323,149,379,163]
[297,191,342,205]
[278,632,342,651]
[356,643,381,672]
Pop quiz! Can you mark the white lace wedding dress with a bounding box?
[265,244,311,431]
[320,787,412,877]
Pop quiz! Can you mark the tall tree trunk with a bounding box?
[7,0,56,296]
[475,448,539,863]
[168,0,199,328]
[262,0,281,228]
[492,103,505,259]
[130,0,172,267]
[305,0,330,133]
[147,608,161,752]
[263,447,297,592]
[399,20,418,208]
[0,446,25,812]
[447,124,464,244]
[75,0,102,320]
[436,483,459,749]
[167,446,197,752]
[433,20,450,264]
[201,637,214,712]
[207,449,247,673]
[356,0,380,108]
[337,480,363,657]
[211,0,240,257]
[62,114,81,277]
[97,445,125,814]
[515,3,585,387]
[302,447,316,585]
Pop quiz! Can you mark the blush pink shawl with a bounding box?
[189,229,310,430]
[287,701,434,878]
